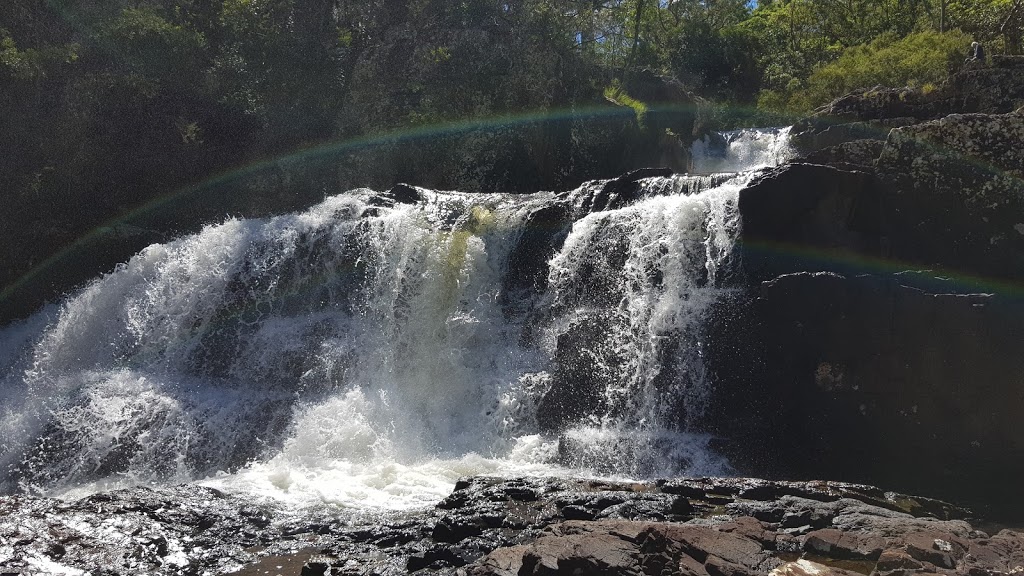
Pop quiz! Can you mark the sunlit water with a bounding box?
[0,129,791,511]
[691,126,792,174]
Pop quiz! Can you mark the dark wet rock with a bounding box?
[536,313,617,433]
[704,270,1024,518]
[711,91,1024,518]
[385,183,425,204]
[737,163,882,284]
[300,555,331,576]
[581,167,675,213]
[501,201,573,306]
[2,476,1023,576]
[801,139,886,168]
[742,110,1024,285]
[0,485,279,575]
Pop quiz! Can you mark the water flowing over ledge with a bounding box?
[0,128,792,510]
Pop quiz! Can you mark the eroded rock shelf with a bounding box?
[4,476,1023,576]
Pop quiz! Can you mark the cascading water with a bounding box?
[691,126,793,174]
[0,128,791,510]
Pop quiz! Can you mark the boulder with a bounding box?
[742,112,1024,284]
[737,163,882,284]
[704,270,1024,517]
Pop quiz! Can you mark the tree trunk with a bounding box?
[1001,0,1023,55]
[627,0,646,72]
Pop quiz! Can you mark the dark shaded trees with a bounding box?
[2,0,1022,320]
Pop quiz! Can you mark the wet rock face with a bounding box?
[876,109,1024,190]
[736,163,881,284]
[7,475,1023,576]
[712,64,1024,519]
[876,110,1024,279]
[705,269,1024,518]
[748,112,1024,282]
[0,485,282,575]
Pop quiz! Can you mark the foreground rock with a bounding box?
[4,476,1024,576]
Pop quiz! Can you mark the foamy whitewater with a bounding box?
[0,129,791,511]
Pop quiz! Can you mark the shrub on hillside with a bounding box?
[762,30,972,114]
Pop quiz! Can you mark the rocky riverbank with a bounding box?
[5,476,1024,576]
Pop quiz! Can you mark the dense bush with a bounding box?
[777,30,972,112]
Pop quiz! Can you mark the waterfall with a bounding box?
[691,126,793,174]
[0,129,790,509]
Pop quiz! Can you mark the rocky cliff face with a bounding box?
[703,58,1024,518]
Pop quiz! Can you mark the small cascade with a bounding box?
[0,128,792,509]
[537,179,746,476]
[691,126,793,174]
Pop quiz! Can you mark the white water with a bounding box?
[691,126,793,174]
[0,129,790,511]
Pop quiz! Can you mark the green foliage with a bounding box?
[779,30,972,112]
[604,81,649,128]
[946,0,1016,41]
[0,28,78,80]
[2,0,1023,312]
[96,7,207,79]
[0,31,36,78]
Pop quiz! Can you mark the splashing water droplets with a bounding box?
[0,129,790,509]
